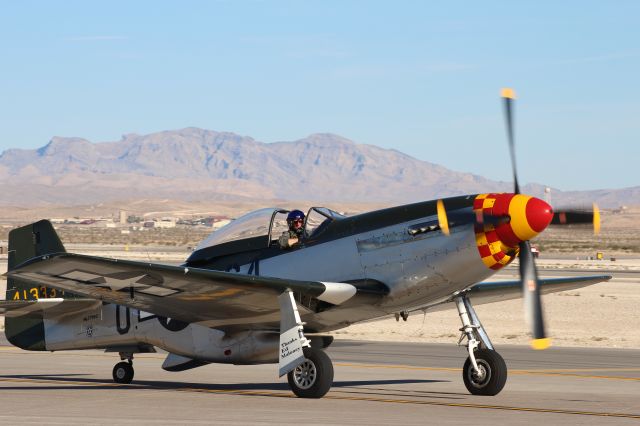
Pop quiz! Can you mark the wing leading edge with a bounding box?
[465,275,612,304]
[421,274,612,313]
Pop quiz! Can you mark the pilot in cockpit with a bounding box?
[278,210,305,249]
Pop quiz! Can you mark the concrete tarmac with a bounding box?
[0,339,638,425]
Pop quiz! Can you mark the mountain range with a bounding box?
[0,128,636,208]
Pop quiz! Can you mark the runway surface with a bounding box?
[0,339,638,425]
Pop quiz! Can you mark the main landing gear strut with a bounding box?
[279,290,334,398]
[455,295,507,396]
[113,352,135,384]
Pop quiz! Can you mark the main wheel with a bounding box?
[462,349,507,396]
[112,361,134,384]
[287,348,334,398]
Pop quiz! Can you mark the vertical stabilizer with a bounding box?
[8,220,66,272]
[5,220,67,350]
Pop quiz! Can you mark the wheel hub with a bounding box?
[468,359,491,388]
[293,360,317,390]
[116,368,126,380]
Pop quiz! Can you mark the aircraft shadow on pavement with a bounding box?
[333,379,447,387]
[0,374,461,398]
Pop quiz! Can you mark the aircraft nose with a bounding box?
[507,195,554,243]
[473,193,553,270]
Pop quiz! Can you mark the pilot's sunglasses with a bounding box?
[293,219,304,224]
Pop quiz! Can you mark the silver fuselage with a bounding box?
[38,209,495,366]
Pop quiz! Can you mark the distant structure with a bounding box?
[149,218,177,229]
[154,217,176,228]
[127,215,142,224]
[119,210,127,224]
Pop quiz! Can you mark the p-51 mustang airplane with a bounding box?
[1,90,609,398]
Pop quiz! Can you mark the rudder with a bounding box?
[8,219,66,272]
[5,220,67,350]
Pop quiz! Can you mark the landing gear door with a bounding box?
[268,209,290,246]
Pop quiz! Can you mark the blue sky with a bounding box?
[1,1,638,191]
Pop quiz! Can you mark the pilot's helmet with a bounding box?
[287,210,305,227]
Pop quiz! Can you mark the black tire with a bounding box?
[462,349,507,396]
[112,361,134,384]
[287,348,334,398]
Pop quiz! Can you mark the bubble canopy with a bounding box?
[195,208,280,252]
[194,207,346,253]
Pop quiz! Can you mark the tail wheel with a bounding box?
[112,361,134,384]
[463,349,507,396]
[287,347,333,398]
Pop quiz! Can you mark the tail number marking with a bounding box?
[11,286,62,300]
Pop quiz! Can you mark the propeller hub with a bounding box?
[509,195,554,242]
[473,193,553,270]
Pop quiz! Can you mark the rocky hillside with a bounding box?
[0,128,635,207]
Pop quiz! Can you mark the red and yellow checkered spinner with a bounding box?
[474,193,553,270]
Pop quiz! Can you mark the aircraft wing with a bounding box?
[0,298,101,318]
[464,275,612,304]
[6,253,368,329]
[422,275,612,313]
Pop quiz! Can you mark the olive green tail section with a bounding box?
[8,220,66,271]
[5,220,67,350]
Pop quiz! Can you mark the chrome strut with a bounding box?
[119,352,134,364]
[454,295,493,374]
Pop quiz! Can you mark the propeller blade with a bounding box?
[436,199,450,236]
[434,199,511,237]
[550,203,601,235]
[501,88,520,194]
[519,240,551,350]
[593,203,601,235]
[502,89,549,350]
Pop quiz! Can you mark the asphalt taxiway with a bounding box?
[0,339,638,425]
